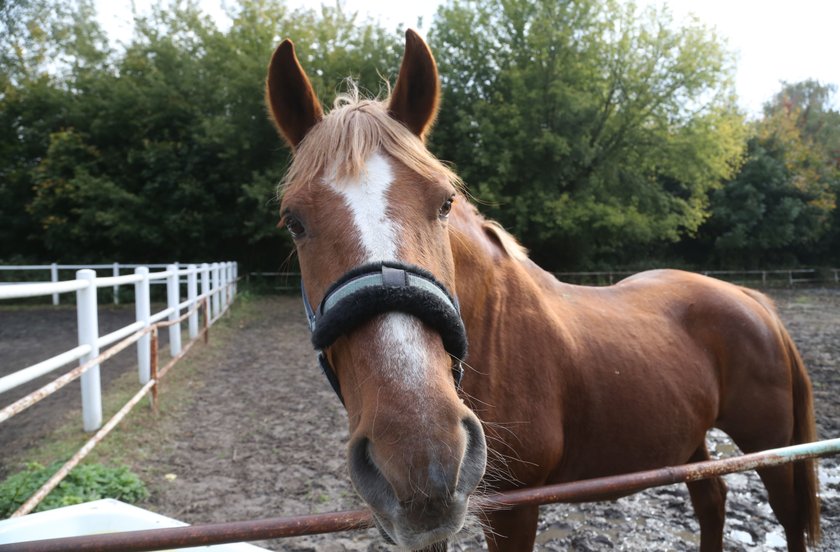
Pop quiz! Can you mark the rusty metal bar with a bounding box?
[202,297,210,344]
[0,330,146,424]
[2,510,372,552]
[0,296,206,425]
[3,297,214,516]
[4,437,838,551]
[476,436,840,511]
[10,380,157,518]
[149,327,159,412]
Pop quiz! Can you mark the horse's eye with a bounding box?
[284,216,305,239]
[439,195,455,219]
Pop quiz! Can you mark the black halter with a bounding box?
[301,261,467,405]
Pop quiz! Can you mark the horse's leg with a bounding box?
[753,464,807,552]
[685,442,727,552]
[482,504,540,552]
[722,406,814,551]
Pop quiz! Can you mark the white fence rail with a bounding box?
[0,263,179,305]
[0,262,238,431]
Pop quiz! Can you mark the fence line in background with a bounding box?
[0,263,180,305]
[554,268,840,286]
[0,262,238,431]
[6,297,216,518]
[247,268,840,290]
[0,260,239,517]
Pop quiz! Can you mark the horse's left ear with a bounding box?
[388,29,440,141]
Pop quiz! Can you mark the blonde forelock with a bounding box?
[278,82,461,196]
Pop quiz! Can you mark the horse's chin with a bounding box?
[371,497,468,550]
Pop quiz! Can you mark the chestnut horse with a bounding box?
[265,30,820,552]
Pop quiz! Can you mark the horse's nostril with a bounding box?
[348,437,398,514]
[458,414,488,495]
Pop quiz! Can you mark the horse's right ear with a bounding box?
[265,40,323,149]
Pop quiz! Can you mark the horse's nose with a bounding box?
[348,413,487,546]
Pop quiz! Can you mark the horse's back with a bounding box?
[548,269,795,481]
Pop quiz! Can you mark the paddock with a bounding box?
[1,289,839,550]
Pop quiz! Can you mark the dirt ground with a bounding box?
[1,288,838,551]
[0,305,170,477]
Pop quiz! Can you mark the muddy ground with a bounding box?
[1,288,838,551]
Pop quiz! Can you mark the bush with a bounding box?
[0,462,149,518]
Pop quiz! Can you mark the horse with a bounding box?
[264,29,820,552]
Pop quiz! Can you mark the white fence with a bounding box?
[0,262,238,431]
[0,263,177,305]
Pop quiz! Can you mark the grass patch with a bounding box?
[1,295,259,513]
[0,462,148,518]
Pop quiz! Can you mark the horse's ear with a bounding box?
[265,39,323,149]
[388,29,440,141]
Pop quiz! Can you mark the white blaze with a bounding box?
[329,153,400,261]
[326,152,429,388]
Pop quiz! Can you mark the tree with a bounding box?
[0,0,109,260]
[1,0,403,266]
[702,81,840,266]
[428,0,745,268]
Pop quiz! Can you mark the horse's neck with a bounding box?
[449,204,570,385]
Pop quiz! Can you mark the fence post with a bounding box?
[76,269,102,432]
[201,263,212,326]
[135,267,151,383]
[212,262,221,319]
[222,262,229,308]
[166,264,182,357]
[232,262,237,299]
[112,262,120,305]
[220,263,229,311]
[229,263,234,302]
[187,264,198,339]
[201,263,210,314]
[50,263,59,306]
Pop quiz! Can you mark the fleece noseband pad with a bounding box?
[309,262,468,363]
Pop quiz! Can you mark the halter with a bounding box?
[301,261,468,405]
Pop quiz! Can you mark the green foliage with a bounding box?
[0,462,149,518]
[0,0,400,267]
[698,80,840,266]
[429,0,746,268]
[0,0,838,269]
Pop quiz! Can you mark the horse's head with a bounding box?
[266,30,487,548]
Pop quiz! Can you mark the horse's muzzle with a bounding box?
[348,412,487,549]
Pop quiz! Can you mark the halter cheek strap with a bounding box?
[301,261,468,405]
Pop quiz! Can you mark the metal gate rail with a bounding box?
[3,437,839,552]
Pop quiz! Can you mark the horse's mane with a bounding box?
[279,83,461,195]
[481,219,529,262]
[277,82,528,263]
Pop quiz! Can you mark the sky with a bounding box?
[95,0,840,117]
